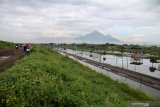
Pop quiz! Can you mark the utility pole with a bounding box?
[120,45,124,68]
[99,44,101,63]
[134,64,136,71]
[122,56,123,68]
[126,58,128,68]
[116,57,118,64]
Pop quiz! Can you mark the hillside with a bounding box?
[0,45,154,107]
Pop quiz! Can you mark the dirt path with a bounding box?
[0,48,23,71]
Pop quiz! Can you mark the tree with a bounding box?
[150,57,157,67]
[119,45,125,55]
[149,57,157,72]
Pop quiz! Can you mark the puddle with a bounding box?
[0,56,10,60]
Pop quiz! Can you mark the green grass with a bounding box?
[0,45,156,107]
[0,40,15,49]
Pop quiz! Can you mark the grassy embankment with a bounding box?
[0,40,15,49]
[0,45,156,107]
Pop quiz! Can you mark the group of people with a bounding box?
[15,43,32,56]
[23,44,32,56]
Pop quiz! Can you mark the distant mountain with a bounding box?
[76,31,120,43]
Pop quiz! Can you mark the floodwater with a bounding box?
[57,49,160,99]
[65,49,160,78]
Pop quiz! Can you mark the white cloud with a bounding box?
[0,0,160,44]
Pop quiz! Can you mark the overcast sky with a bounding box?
[0,0,160,44]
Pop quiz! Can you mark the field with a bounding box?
[0,41,14,49]
[0,48,23,71]
[0,45,156,107]
[0,41,23,71]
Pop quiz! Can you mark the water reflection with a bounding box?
[65,48,160,78]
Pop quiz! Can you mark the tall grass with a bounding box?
[0,45,155,107]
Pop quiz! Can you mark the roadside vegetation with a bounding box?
[0,44,156,107]
[0,40,15,49]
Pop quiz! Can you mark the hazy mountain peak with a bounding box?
[90,30,103,35]
[86,31,105,37]
[77,31,120,43]
[34,31,121,44]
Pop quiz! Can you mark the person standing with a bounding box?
[15,44,18,49]
[23,44,27,56]
[26,44,30,53]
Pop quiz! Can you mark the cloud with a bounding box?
[0,0,160,44]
